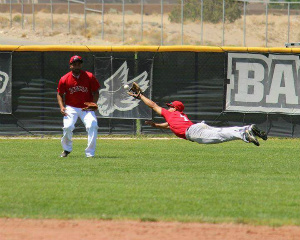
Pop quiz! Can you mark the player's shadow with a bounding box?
[62,155,120,160]
[89,155,120,159]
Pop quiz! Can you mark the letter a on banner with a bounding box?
[0,53,12,114]
[266,61,298,104]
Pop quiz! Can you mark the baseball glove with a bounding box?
[82,102,98,111]
[127,82,143,99]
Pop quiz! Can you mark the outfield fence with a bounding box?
[0,45,299,137]
[1,0,300,47]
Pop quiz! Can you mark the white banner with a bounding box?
[0,53,12,114]
[226,53,300,114]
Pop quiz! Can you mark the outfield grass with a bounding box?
[0,137,299,226]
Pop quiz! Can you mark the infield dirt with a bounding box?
[1,218,300,240]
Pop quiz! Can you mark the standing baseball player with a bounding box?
[57,55,100,158]
[127,83,267,146]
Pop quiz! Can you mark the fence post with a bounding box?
[21,0,24,29]
[10,0,12,28]
[200,0,203,45]
[68,0,70,33]
[101,0,104,40]
[243,0,246,46]
[84,0,87,34]
[222,0,225,46]
[51,0,53,31]
[141,0,143,42]
[134,52,141,135]
[287,2,290,43]
[265,2,268,47]
[122,0,125,44]
[32,0,35,31]
[161,0,164,45]
[181,0,183,45]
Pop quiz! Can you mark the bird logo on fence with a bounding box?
[97,61,150,117]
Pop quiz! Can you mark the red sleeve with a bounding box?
[57,78,66,94]
[91,74,100,92]
[161,108,170,121]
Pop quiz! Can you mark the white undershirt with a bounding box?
[72,73,80,79]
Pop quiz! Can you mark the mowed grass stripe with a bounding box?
[0,138,299,225]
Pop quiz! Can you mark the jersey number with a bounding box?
[180,114,189,122]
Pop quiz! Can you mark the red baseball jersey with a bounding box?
[161,108,194,139]
[57,70,100,108]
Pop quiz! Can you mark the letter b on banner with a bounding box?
[234,62,264,103]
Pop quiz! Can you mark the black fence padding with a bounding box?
[0,50,299,137]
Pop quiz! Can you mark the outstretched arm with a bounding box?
[145,120,169,129]
[140,94,162,116]
[127,83,162,115]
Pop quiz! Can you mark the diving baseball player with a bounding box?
[127,83,268,146]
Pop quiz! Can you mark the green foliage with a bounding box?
[270,0,300,9]
[169,0,243,24]
[13,15,22,23]
[0,138,300,225]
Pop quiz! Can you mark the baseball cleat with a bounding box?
[250,124,267,140]
[60,150,70,157]
[245,129,260,146]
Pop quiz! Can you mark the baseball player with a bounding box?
[57,55,100,158]
[127,83,267,146]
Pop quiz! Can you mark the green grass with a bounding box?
[0,138,299,226]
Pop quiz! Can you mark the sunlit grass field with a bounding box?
[0,137,299,226]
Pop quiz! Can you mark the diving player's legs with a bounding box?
[186,122,260,146]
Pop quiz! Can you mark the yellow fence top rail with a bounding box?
[0,45,300,53]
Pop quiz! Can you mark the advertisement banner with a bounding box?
[226,53,300,114]
[0,53,12,114]
[94,57,152,119]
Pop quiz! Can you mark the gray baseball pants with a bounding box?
[185,121,249,144]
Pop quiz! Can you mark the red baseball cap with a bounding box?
[166,101,184,112]
[69,55,83,64]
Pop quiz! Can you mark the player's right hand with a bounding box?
[60,107,68,116]
[145,121,155,127]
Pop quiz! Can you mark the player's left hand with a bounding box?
[82,102,98,111]
[60,107,68,116]
[127,82,143,99]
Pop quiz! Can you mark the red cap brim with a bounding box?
[70,60,83,64]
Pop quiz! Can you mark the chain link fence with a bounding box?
[1,0,300,47]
